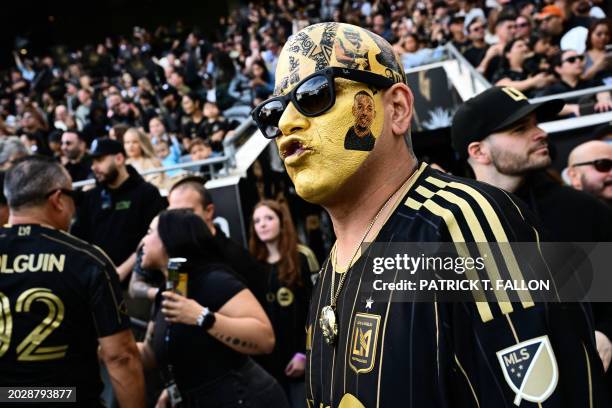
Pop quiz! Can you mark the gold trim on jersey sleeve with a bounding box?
[405,196,494,322]
[428,177,535,309]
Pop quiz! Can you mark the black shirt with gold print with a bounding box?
[306,163,610,408]
[0,224,129,405]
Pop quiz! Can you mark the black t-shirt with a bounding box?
[151,262,246,391]
[254,249,315,385]
[492,68,527,84]
[452,39,472,55]
[0,224,129,404]
[463,44,488,68]
[64,155,93,182]
[539,77,603,97]
[71,166,167,267]
[180,116,207,141]
[212,230,266,299]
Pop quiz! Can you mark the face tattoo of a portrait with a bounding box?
[344,90,376,151]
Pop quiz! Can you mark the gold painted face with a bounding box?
[273,23,404,204]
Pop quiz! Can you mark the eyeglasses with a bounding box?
[45,188,78,201]
[251,67,395,139]
[470,25,485,32]
[572,159,612,172]
[563,55,584,64]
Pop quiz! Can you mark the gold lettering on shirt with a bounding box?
[0,254,65,273]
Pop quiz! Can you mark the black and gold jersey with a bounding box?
[306,163,610,408]
[0,224,129,403]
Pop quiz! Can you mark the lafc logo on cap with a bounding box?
[501,87,528,102]
[496,335,558,406]
[349,313,380,373]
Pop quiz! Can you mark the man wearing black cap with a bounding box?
[449,15,471,54]
[72,138,167,282]
[452,86,612,378]
[451,86,612,242]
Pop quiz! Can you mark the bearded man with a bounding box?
[72,138,166,280]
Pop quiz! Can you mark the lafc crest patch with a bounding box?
[349,313,380,373]
[496,335,558,406]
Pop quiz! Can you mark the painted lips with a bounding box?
[280,138,312,165]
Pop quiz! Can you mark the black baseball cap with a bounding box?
[451,87,563,159]
[90,138,126,158]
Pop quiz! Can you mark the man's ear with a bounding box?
[386,83,413,138]
[467,141,491,165]
[566,166,582,189]
[116,153,126,166]
[47,190,65,213]
[205,203,215,218]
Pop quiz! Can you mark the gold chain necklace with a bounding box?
[318,170,418,345]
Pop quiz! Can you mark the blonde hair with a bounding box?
[124,127,156,160]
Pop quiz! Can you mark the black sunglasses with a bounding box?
[572,159,612,172]
[563,55,584,64]
[45,188,78,201]
[251,67,395,139]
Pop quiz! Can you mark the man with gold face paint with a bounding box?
[252,23,610,408]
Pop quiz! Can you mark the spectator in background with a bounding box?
[449,15,470,53]
[123,127,166,188]
[203,101,236,152]
[19,107,50,155]
[0,136,28,169]
[567,140,612,205]
[153,139,183,177]
[262,39,281,75]
[540,50,612,113]
[53,104,74,131]
[515,15,533,41]
[399,34,446,69]
[249,60,274,102]
[583,19,611,82]
[72,138,166,282]
[47,130,63,159]
[535,5,565,41]
[566,0,595,30]
[60,130,92,182]
[181,92,207,147]
[81,104,109,146]
[168,69,191,96]
[493,39,556,95]
[75,88,93,130]
[372,14,393,42]
[478,12,516,80]
[109,123,129,144]
[463,17,489,67]
[249,200,318,407]
[524,35,556,75]
[188,137,215,161]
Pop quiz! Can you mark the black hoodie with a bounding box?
[72,165,167,267]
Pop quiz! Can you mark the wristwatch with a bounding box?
[196,307,216,330]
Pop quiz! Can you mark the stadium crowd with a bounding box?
[0,0,611,407]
